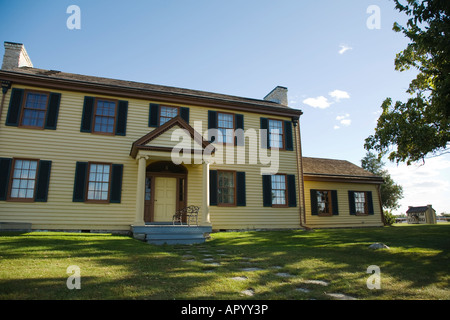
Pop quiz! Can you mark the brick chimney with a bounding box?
[2,42,33,70]
[264,86,288,106]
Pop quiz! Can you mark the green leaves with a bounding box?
[366,0,450,165]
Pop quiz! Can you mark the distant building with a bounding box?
[406,205,437,224]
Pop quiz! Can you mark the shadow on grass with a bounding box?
[0,225,449,299]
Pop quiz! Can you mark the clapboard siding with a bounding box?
[304,180,383,228]
[0,85,302,231]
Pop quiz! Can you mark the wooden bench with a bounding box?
[172,205,200,226]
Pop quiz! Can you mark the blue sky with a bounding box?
[1,0,448,215]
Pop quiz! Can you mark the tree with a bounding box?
[365,0,450,165]
[361,152,404,210]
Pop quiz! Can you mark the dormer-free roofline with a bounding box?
[0,68,303,119]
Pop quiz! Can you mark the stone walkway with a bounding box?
[175,245,358,300]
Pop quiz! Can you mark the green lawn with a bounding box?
[0,224,448,300]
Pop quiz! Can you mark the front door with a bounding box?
[153,177,177,222]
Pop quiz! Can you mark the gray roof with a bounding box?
[406,206,433,214]
[3,66,297,112]
[302,157,383,181]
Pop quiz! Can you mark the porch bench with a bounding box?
[172,205,200,226]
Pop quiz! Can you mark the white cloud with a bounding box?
[302,96,332,109]
[329,90,350,101]
[338,44,352,55]
[385,155,450,215]
[333,125,340,130]
[335,113,351,127]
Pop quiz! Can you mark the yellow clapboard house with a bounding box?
[0,42,384,243]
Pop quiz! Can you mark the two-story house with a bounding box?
[0,42,384,243]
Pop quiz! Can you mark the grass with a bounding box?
[0,224,449,300]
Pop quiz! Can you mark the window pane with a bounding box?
[218,171,235,204]
[271,174,286,205]
[159,106,178,125]
[87,164,110,201]
[268,119,283,148]
[10,159,38,199]
[94,100,116,133]
[354,192,366,214]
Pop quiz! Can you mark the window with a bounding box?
[268,119,283,149]
[145,177,152,201]
[159,106,179,126]
[271,174,287,206]
[354,191,367,215]
[93,99,117,134]
[86,163,111,202]
[218,171,235,205]
[9,159,38,200]
[317,190,332,216]
[20,92,48,128]
[217,113,234,144]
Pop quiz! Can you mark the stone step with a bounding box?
[132,224,212,245]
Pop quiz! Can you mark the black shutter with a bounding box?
[0,158,12,201]
[260,117,269,148]
[235,114,244,146]
[35,160,52,202]
[109,164,123,203]
[348,191,356,215]
[44,93,61,130]
[115,100,128,136]
[287,174,297,207]
[284,121,293,151]
[209,170,218,206]
[310,189,318,215]
[80,96,95,132]
[331,190,339,215]
[262,175,272,207]
[73,162,88,202]
[236,171,246,206]
[180,107,190,123]
[367,191,374,215]
[149,103,159,127]
[208,111,217,143]
[5,88,24,126]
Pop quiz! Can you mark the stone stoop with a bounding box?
[132,224,212,245]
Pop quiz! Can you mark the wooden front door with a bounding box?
[143,163,187,224]
[153,177,177,222]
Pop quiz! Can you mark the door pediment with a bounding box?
[130,116,214,158]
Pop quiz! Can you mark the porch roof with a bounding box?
[130,116,214,159]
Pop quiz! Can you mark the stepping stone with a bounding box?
[270,266,282,269]
[207,262,220,266]
[326,293,357,300]
[303,280,329,286]
[275,272,292,277]
[203,258,214,261]
[295,287,310,293]
[204,269,215,273]
[240,267,263,272]
[240,289,255,297]
[231,276,248,281]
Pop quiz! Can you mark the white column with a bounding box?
[133,155,146,226]
[202,160,211,225]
